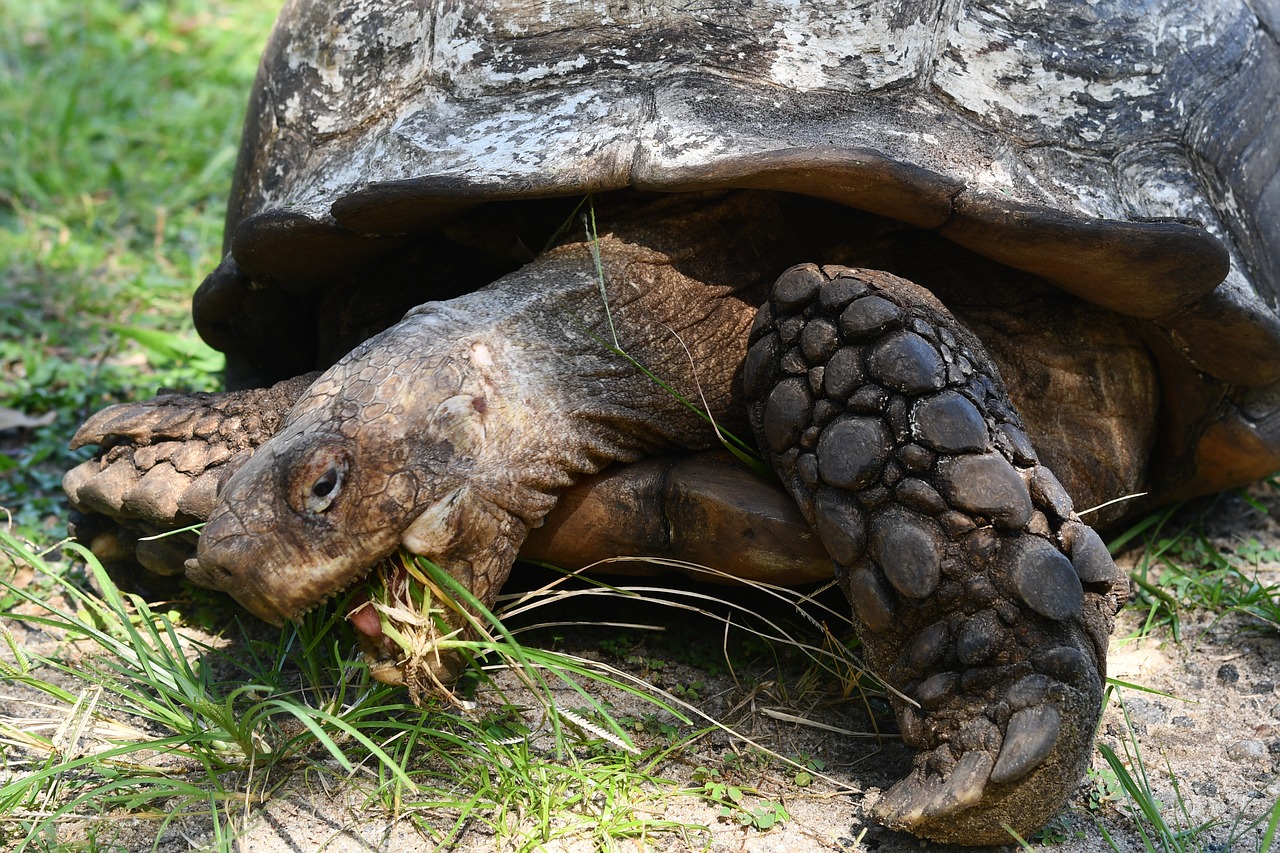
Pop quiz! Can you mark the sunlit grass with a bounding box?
[1112,489,1280,642]
[0,0,278,537]
[0,522,875,850]
[1085,686,1280,853]
[1082,487,1280,853]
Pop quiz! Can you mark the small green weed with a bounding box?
[1031,813,1081,845]
[597,632,640,658]
[615,712,684,742]
[691,765,790,831]
[1086,763,1125,812]
[1116,496,1280,641]
[790,754,825,788]
[671,680,704,701]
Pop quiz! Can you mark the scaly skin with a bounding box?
[747,264,1124,843]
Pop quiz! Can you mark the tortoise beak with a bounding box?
[192,502,384,625]
[189,508,296,625]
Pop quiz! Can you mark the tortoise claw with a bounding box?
[879,750,993,827]
[748,264,1123,845]
[990,704,1061,784]
[873,687,1094,842]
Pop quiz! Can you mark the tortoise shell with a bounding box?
[194,0,1280,503]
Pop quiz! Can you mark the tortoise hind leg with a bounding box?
[746,264,1125,845]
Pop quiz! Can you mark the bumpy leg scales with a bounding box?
[63,374,316,575]
[746,264,1125,845]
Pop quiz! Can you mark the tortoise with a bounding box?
[62,0,1280,844]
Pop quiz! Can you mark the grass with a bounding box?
[1080,489,1280,853]
[4,0,1280,850]
[0,0,265,537]
[0,529,686,850]
[1115,485,1280,642]
[0,525,873,850]
[1086,686,1280,853]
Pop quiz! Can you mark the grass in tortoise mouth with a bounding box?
[344,549,468,699]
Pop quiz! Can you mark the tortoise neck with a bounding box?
[386,230,758,524]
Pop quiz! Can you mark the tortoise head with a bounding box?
[190,317,527,625]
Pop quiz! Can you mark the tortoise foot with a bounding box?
[747,264,1125,845]
[63,374,316,575]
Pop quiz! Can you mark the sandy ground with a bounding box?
[3,483,1280,852]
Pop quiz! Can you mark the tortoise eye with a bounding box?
[304,462,345,513]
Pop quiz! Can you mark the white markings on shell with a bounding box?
[767,0,932,91]
[282,0,431,136]
[931,0,1239,150]
[250,0,1263,292]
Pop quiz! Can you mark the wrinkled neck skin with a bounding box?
[191,210,762,624]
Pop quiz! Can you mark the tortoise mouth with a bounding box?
[347,583,412,687]
[345,586,386,643]
[343,553,470,696]
[193,502,386,626]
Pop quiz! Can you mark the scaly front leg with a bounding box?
[747,264,1125,845]
[63,374,317,577]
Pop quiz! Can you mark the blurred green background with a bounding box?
[0,0,281,538]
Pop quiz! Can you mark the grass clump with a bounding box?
[0,518,877,850]
[1115,492,1280,642]
[0,0,276,538]
[0,528,729,850]
[1089,687,1280,853]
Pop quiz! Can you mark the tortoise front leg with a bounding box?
[63,374,318,576]
[747,264,1126,845]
